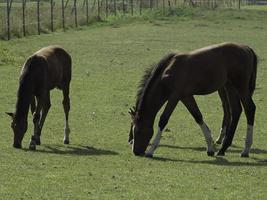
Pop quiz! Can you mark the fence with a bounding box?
[0,0,264,40]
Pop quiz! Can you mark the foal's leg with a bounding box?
[216,88,231,144]
[62,85,71,144]
[217,86,242,156]
[30,96,36,115]
[29,95,44,150]
[182,96,215,156]
[240,94,256,157]
[37,92,51,145]
[146,94,179,157]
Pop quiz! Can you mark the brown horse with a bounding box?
[6,46,72,150]
[129,42,257,157]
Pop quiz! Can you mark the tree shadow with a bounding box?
[151,156,267,167]
[22,145,119,156]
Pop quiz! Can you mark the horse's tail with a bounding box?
[247,47,258,96]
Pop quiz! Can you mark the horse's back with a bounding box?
[35,46,72,90]
[164,43,255,96]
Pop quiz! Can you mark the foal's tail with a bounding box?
[248,47,258,96]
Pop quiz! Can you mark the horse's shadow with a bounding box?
[22,145,118,156]
[151,144,267,167]
[159,144,267,154]
[151,156,267,167]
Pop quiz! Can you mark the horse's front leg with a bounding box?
[62,85,70,144]
[182,96,215,156]
[146,94,180,157]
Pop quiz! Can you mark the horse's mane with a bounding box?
[135,53,176,114]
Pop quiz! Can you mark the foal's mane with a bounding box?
[135,53,176,114]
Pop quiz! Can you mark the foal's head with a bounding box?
[6,112,28,148]
[128,107,153,156]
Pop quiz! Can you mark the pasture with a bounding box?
[0,8,267,199]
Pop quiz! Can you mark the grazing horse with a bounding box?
[6,46,72,150]
[128,42,257,157]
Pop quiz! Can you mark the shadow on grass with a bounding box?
[159,144,267,154]
[149,144,267,167]
[22,145,119,156]
[151,156,267,167]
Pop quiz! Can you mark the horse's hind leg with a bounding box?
[182,96,215,156]
[240,95,256,157]
[62,84,71,144]
[217,86,242,156]
[216,88,231,144]
[146,94,179,157]
[30,96,36,115]
[29,92,51,149]
[37,92,51,145]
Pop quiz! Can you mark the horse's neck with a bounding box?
[14,78,33,122]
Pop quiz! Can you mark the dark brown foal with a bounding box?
[6,46,72,150]
[130,42,257,157]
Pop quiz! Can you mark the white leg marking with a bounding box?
[131,125,135,152]
[216,126,226,144]
[199,122,215,154]
[146,127,163,156]
[64,120,70,143]
[241,124,253,156]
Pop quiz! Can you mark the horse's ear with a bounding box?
[5,112,14,119]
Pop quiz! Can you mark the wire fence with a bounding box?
[0,0,266,40]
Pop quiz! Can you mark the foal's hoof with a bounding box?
[36,138,41,145]
[29,142,36,150]
[145,153,153,158]
[64,140,70,145]
[241,152,249,158]
[217,151,225,156]
[215,140,222,145]
[207,151,215,157]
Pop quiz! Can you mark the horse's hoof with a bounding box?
[64,140,70,145]
[241,152,249,158]
[207,151,215,157]
[145,153,153,158]
[29,139,37,150]
[29,144,36,150]
[13,143,22,149]
[36,139,41,145]
[215,140,222,145]
[217,151,225,156]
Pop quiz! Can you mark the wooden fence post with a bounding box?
[37,0,40,35]
[62,0,65,30]
[106,0,108,18]
[22,0,26,37]
[86,0,89,24]
[114,0,117,16]
[131,0,133,15]
[97,0,100,18]
[51,0,54,32]
[140,0,142,15]
[123,0,125,14]
[74,0,78,27]
[6,0,10,40]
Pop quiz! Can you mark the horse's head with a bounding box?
[128,107,153,156]
[6,112,28,148]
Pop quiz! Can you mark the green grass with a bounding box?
[0,8,267,200]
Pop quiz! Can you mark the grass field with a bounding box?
[0,8,267,200]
